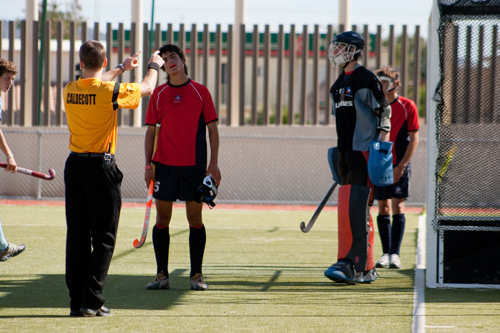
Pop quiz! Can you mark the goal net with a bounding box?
[426,0,500,287]
[433,0,500,230]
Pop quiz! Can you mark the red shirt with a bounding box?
[145,79,218,166]
[389,96,419,164]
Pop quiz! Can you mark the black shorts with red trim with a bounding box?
[153,163,206,202]
[374,164,411,200]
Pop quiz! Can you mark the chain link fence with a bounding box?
[0,125,426,206]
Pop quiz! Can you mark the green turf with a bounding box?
[0,205,499,332]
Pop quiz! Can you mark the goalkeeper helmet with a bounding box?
[196,175,218,208]
[328,31,365,66]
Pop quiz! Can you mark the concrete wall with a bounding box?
[0,123,427,206]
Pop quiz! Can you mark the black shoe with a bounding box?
[80,305,111,317]
[69,309,83,317]
[324,259,357,284]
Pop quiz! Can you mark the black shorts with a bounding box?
[153,163,206,202]
[374,164,411,200]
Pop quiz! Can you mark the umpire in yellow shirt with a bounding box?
[63,40,164,317]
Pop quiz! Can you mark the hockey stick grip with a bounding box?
[0,162,56,180]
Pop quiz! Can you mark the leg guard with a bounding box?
[367,214,375,271]
[337,184,375,272]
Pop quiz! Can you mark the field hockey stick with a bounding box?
[300,181,338,233]
[0,162,56,180]
[133,179,154,248]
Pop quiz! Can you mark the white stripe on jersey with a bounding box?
[188,82,203,101]
[395,98,408,120]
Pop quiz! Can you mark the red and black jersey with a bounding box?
[388,96,419,165]
[330,64,391,152]
[145,79,218,167]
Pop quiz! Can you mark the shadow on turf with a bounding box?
[0,269,191,314]
[4,265,479,317]
[112,229,189,262]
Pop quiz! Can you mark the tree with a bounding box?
[40,0,85,39]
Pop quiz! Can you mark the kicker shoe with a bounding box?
[355,268,378,283]
[324,260,357,284]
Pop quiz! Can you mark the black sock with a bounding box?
[189,225,206,277]
[152,225,170,277]
[391,214,406,255]
[377,214,391,254]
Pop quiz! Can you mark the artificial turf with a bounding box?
[0,204,499,332]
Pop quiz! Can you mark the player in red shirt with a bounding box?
[144,44,221,291]
[374,67,420,269]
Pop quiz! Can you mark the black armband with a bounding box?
[116,63,125,73]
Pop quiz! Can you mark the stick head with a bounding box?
[47,169,56,180]
[133,239,143,248]
[300,221,310,233]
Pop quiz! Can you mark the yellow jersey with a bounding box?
[64,78,141,154]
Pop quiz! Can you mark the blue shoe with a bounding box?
[324,260,357,285]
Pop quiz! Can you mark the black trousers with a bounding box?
[338,149,369,186]
[338,149,374,205]
[64,154,123,311]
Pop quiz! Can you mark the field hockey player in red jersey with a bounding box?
[144,44,221,292]
[373,67,419,270]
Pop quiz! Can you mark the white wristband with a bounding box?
[6,154,13,159]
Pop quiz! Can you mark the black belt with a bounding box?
[70,151,107,158]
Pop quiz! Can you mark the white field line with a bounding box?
[412,214,427,333]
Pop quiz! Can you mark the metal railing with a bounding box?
[0,20,427,206]
[0,21,424,127]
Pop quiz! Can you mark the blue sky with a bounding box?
[4,0,434,37]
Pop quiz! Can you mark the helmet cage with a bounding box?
[328,42,362,66]
[377,75,394,92]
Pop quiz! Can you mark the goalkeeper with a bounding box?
[324,31,391,284]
